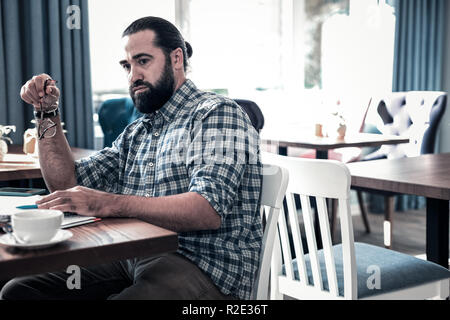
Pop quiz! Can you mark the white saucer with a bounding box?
[0,230,73,250]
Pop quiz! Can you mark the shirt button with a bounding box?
[154,132,160,137]
[149,162,154,167]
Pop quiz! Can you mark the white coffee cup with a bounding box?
[12,210,63,243]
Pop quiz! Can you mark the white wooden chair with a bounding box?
[252,163,289,300]
[262,152,450,300]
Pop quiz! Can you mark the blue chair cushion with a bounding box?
[283,242,450,298]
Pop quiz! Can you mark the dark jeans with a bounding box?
[0,253,232,300]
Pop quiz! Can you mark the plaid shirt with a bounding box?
[75,79,262,299]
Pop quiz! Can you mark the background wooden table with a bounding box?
[0,218,178,281]
[261,131,409,158]
[0,145,97,182]
[347,153,450,268]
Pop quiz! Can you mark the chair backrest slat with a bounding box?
[270,227,284,300]
[285,192,308,286]
[316,196,339,296]
[299,194,323,290]
[277,206,294,280]
[338,200,358,299]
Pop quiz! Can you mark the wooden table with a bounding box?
[347,153,450,268]
[0,145,97,181]
[0,218,178,281]
[261,131,409,159]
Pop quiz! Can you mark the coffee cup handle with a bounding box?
[6,225,30,244]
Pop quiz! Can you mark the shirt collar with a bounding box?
[142,79,197,126]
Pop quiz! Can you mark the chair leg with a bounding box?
[437,279,449,300]
[356,191,371,233]
[384,196,395,249]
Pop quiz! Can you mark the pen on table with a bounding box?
[16,204,38,210]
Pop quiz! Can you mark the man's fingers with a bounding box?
[39,73,52,81]
[37,197,68,209]
[27,80,41,103]
[34,76,46,98]
[24,91,41,107]
[36,186,80,206]
[46,85,60,99]
[20,86,34,105]
[37,197,82,214]
[36,191,67,204]
[46,205,72,212]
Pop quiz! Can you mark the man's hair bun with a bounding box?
[185,41,193,59]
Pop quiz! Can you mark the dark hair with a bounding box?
[122,16,193,72]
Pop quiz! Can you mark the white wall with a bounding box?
[439,1,450,152]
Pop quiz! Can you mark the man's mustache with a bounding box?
[130,80,152,93]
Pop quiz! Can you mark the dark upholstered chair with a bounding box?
[234,99,265,133]
[98,97,265,148]
[356,91,447,248]
[98,98,142,148]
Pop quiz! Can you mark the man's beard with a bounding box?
[129,60,175,114]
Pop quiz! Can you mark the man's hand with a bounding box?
[36,186,118,217]
[20,73,60,110]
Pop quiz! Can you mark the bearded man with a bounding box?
[1,16,262,300]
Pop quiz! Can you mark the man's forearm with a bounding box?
[37,187,221,232]
[37,116,77,192]
[114,192,221,232]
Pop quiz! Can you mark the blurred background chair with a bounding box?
[356,91,447,248]
[262,152,450,300]
[98,98,142,148]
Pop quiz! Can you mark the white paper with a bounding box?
[0,195,43,215]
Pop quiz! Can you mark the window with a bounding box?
[304,0,350,89]
[320,0,396,130]
[181,0,396,130]
[187,0,284,94]
[181,0,293,129]
[88,0,396,145]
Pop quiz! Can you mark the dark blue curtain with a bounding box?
[369,0,446,213]
[0,0,94,149]
[393,0,445,91]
